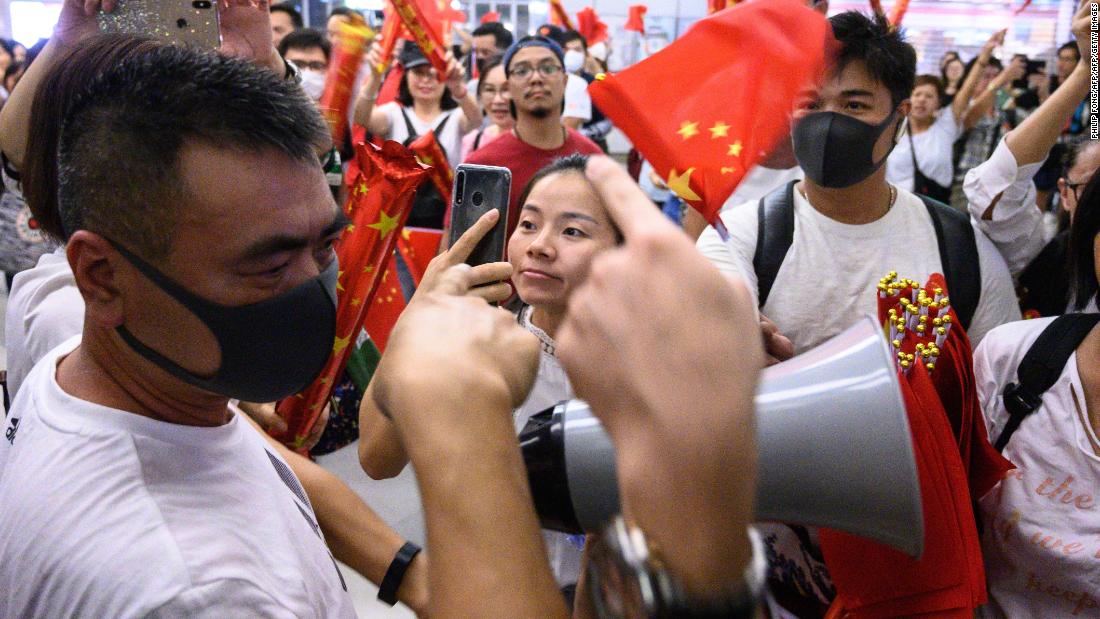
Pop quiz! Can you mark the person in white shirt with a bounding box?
[0,42,359,617]
[697,12,1018,615]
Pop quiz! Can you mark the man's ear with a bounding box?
[894,100,912,142]
[66,231,126,328]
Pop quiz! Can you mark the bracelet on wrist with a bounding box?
[377,541,421,606]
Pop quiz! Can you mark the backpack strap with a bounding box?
[398,107,419,146]
[995,313,1100,452]
[752,180,799,308]
[921,196,980,331]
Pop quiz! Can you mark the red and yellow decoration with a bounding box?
[707,0,739,13]
[548,0,575,30]
[820,272,1011,617]
[274,141,428,451]
[588,0,833,234]
[319,18,374,148]
[407,130,454,209]
[868,0,911,27]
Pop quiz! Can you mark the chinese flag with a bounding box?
[390,0,449,76]
[588,0,833,233]
[624,5,647,33]
[819,274,1010,617]
[319,19,374,148]
[396,227,443,285]
[274,141,427,451]
[362,255,408,352]
[408,130,453,207]
[548,0,575,29]
[576,8,609,46]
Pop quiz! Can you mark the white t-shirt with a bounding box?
[697,187,1020,354]
[563,74,592,123]
[974,318,1100,618]
[887,111,962,190]
[0,338,356,618]
[718,165,804,214]
[5,246,83,398]
[378,101,465,170]
[513,306,583,589]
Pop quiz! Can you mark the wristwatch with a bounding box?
[586,516,766,619]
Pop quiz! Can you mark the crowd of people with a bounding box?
[0,0,1097,616]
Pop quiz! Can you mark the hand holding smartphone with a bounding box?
[448,164,511,267]
[98,0,221,49]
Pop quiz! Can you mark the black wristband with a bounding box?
[377,541,421,606]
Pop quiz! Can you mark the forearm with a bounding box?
[952,58,987,121]
[0,38,68,166]
[1005,66,1089,165]
[358,381,411,479]
[407,401,568,619]
[353,75,382,128]
[964,77,1007,130]
[457,90,482,132]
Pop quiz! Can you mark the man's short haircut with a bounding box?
[1063,139,1100,178]
[471,22,514,51]
[1060,40,1082,61]
[559,30,587,51]
[1070,164,1100,310]
[270,2,304,28]
[57,45,330,259]
[828,11,916,108]
[913,74,945,102]
[278,28,331,61]
[329,7,362,21]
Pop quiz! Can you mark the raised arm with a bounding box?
[353,41,394,137]
[951,29,1004,123]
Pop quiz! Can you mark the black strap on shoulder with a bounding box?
[996,313,1100,452]
[399,107,453,150]
[921,196,980,331]
[752,180,799,308]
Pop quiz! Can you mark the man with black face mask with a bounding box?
[697,11,1019,616]
[0,46,357,616]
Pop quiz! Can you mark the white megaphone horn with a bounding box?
[520,314,924,557]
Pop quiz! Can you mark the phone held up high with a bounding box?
[449,164,511,267]
[98,0,221,50]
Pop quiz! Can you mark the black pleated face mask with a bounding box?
[112,242,338,403]
[792,109,899,189]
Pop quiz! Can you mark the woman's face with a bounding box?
[909,84,940,121]
[508,171,619,312]
[407,64,446,103]
[478,65,512,129]
[944,59,964,83]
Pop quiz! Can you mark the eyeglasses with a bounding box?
[480,85,510,100]
[510,62,563,81]
[291,60,328,71]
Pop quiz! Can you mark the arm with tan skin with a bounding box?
[443,51,482,133]
[240,414,430,616]
[963,58,1023,131]
[951,29,1004,123]
[353,41,393,137]
[358,209,514,479]
[0,0,285,168]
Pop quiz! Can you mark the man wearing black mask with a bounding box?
[697,11,1019,616]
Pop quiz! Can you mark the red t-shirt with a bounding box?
[463,129,604,237]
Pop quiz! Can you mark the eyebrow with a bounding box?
[241,206,348,263]
[521,204,600,225]
[840,89,875,98]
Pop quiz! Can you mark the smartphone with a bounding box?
[449,164,511,267]
[98,0,221,50]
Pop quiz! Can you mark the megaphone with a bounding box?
[520,314,924,557]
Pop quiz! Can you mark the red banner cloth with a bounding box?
[708,0,739,13]
[588,0,833,232]
[820,273,1012,617]
[408,130,454,208]
[549,0,575,29]
[576,7,609,45]
[390,0,449,76]
[319,20,373,149]
[363,255,407,352]
[274,141,427,451]
[396,227,443,286]
[624,5,647,33]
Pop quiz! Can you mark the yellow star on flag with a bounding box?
[367,210,400,236]
[401,229,411,240]
[363,265,374,273]
[345,224,355,233]
[353,180,369,197]
[676,121,700,140]
[727,141,743,157]
[720,167,736,175]
[332,335,351,354]
[336,270,345,292]
[667,168,702,202]
[709,122,730,139]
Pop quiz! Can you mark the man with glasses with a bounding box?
[464,36,603,237]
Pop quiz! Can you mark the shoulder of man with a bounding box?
[564,129,602,154]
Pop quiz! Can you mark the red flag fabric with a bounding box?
[274,141,428,451]
[576,7,609,45]
[707,0,739,13]
[624,5,647,33]
[887,0,910,26]
[319,19,373,148]
[1013,0,1033,14]
[549,0,575,30]
[820,273,1012,617]
[868,0,884,16]
[390,0,449,76]
[408,130,454,208]
[589,0,833,232]
[363,255,407,352]
[480,10,501,23]
[396,227,443,286]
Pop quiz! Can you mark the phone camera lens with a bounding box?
[192,0,213,7]
[454,171,466,204]
[176,18,189,28]
[471,191,484,207]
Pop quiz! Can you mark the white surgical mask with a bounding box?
[564,50,585,75]
[301,70,326,100]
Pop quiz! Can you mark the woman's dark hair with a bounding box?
[23,33,164,242]
[476,58,503,97]
[0,40,14,61]
[913,74,945,104]
[1070,165,1100,310]
[515,154,622,242]
[396,65,458,110]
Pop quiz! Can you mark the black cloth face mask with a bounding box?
[792,109,900,189]
[112,242,338,403]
